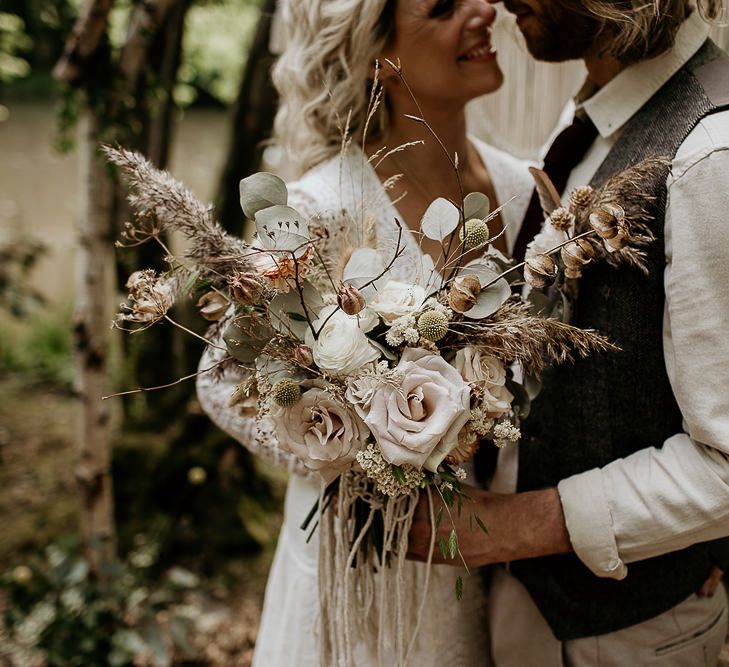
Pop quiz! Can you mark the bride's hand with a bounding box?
[406,486,572,567]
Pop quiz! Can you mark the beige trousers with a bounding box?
[489,568,728,667]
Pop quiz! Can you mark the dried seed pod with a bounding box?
[589,203,626,239]
[459,218,490,251]
[293,344,314,367]
[569,185,594,213]
[604,224,629,251]
[449,275,482,313]
[524,254,557,289]
[196,291,229,321]
[560,237,595,270]
[271,378,302,407]
[337,284,366,316]
[417,310,449,342]
[549,207,576,232]
[447,425,481,465]
[564,266,583,280]
[228,271,264,305]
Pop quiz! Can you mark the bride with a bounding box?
[197,0,532,664]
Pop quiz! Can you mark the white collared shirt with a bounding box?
[494,11,729,580]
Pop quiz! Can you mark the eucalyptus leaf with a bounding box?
[240,172,288,219]
[254,205,310,253]
[458,263,500,288]
[463,279,511,319]
[269,281,323,339]
[342,247,388,297]
[463,191,490,221]
[421,197,460,241]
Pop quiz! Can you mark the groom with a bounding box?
[409,0,729,663]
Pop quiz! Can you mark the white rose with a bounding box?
[363,348,470,472]
[369,280,426,324]
[453,347,513,418]
[305,305,381,376]
[272,383,367,482]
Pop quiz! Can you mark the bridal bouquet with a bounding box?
[105,103,659,663]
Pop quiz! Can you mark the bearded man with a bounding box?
[408,1,729,664]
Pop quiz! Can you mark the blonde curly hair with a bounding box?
[271,0,396,177]
[566,0,726,63]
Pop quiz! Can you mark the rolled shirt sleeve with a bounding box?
[558,117,729,578]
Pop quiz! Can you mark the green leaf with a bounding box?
[449,529,458,560]
[434,506,444,532]
[455,575,464,601]
[438,536,448,560]
[182,271,200,293]
[392,465,406,484]
[474,514,489,535]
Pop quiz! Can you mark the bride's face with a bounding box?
[381,0,503,108]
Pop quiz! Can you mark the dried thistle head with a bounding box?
[459,219,490,251]
[417,310,449,342]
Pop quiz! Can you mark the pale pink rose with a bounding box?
[453,347,513,418]
[273,383,367,482]
[362,348,471,472]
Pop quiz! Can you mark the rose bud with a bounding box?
[449,275,481,313]
[228,271,264,305]
[337,284,366,316]
[524,254,557,289]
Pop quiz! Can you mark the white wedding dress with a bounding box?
[197,138,532,667]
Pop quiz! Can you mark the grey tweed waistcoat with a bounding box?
[510,40,729,641]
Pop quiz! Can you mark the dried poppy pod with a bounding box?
[549,207,576,232]
[561,237,595,270]
[524,254,558,289]
[293,344,314,367]
[228,271,264,305]
[449,274,481,313]
[589,203,625,239]
[337,284,366,316]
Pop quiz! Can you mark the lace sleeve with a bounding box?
[196,316,315,478]
[195,186,326,478]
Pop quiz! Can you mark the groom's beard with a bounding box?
[504,0,602,62]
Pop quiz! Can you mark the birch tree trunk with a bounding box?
[73,110,117,572]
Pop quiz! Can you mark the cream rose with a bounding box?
[359,348,470,472]
[273,383,367,482]
[369,280,426,324]
[305,305,381,376]
[453,347,513,418]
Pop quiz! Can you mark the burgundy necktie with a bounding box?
[512,115,599,262]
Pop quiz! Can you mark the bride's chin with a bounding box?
[475,63,505,96]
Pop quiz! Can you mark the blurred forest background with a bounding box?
[0,1,283,664]
[1,1,727,665]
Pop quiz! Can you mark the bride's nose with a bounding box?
[465,0,496,29]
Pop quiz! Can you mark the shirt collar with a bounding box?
[578,11,710,138]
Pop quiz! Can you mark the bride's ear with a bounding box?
[370,57,398,85]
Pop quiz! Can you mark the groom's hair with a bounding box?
[564,0,725,63]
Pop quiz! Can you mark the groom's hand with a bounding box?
[406,485,572,567]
